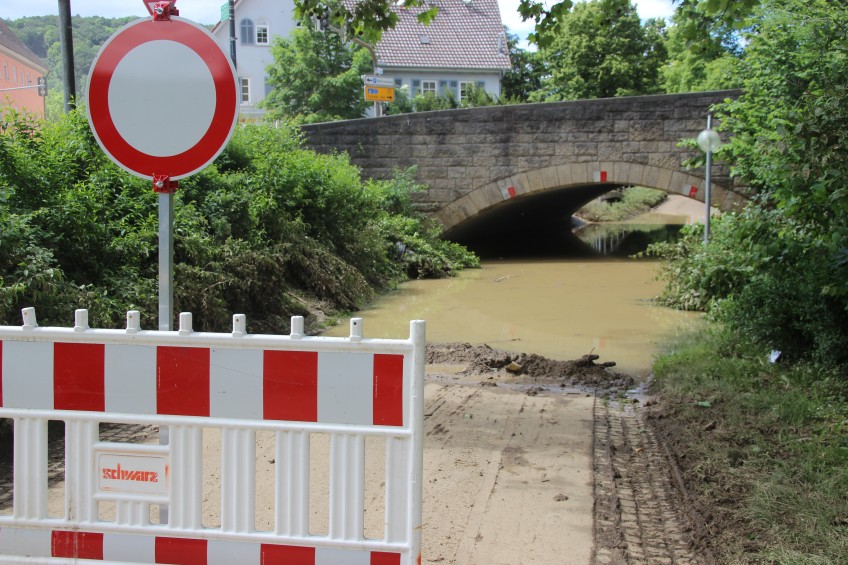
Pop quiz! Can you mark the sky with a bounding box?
[2,0,677,45]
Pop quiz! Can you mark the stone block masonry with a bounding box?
[302,90,745,231]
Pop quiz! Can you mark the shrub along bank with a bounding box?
[0,108,478,333]
[646,1,848,560]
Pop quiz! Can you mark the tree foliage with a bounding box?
[500,30,545,102]
[531,0,667,101]
[653,0,848,369]
[0,108,477,333]
[262,25,372,123]
[295,0,438,45]
[662,0,749,93]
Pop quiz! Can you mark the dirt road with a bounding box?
[421,382,594,564]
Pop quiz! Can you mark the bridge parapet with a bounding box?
[302,90,745,230]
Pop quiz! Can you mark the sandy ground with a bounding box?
[643,194,716,225]
[419,382,594,564]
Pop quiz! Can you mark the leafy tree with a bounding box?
[530,0,667,101]
[296,0,570,50]
[653,0,848,368]
[296,0,438,45]
[501,30,545,102]
[662,0,748,93]
[262,25,372,123]
[671,0,759,49]
[385,85,414,115]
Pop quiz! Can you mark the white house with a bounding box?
[211,0,299,118]
[211,0,511,118]
[375,0,511,104]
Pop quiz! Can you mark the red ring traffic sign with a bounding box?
[86,17,238,180]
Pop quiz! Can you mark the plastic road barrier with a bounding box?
[0,308,425,564]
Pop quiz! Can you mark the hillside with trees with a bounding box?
[3,15,134,119]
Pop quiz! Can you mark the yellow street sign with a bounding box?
[364,86,395,102]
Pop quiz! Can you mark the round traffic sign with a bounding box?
[86,17,238,180]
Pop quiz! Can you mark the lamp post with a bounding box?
[697,115,722,243]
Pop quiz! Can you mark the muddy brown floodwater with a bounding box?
[324,257,702,379]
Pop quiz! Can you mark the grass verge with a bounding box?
[650,329,848,563]
[575,186,667,222]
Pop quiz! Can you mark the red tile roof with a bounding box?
[0,18,47,72]
[375,0,511,71]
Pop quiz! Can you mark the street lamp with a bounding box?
[697,115,722,243]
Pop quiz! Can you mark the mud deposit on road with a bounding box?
[425,343,707,564]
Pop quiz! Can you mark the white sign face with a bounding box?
[363,75,395,87]
[86,17,238,180]
[97,451,169,497]
[109,40,216,158]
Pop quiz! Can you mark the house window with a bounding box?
[27,73,32,86]
[421,80,436,95]
[459,81,474,101]
[240,77,251,104]
[3,62,8,80]
[256,21,269,44]
[240,19,255,45]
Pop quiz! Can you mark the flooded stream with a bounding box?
[324,207,705,378]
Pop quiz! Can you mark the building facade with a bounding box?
[211,0,510,119]
[211,0,299,119]
[0,19,48,119]
[375,0,511,104]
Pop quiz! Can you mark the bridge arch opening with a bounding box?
[437,161,741,234]
[438,162,740,259]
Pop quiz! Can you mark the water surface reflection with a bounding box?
[324,258,701,378]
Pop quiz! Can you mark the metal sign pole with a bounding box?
[158,191,174,332]
[157,187,173,525]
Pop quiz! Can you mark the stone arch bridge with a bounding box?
[301,90,744,238]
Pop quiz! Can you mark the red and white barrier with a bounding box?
[0,308,425,565]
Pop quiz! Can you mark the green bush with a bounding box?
[576,186,667,222]
[650,206,848,368]
[0,109,478,332]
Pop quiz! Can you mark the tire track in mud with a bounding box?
[593,401,707,565]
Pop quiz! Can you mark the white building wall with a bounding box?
[212,0,298,118]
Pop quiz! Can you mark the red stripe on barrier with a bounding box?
[263,351,318,422]
[600,170,608,182]
[260,543,315,564]
[51,530,104,559]
[157,347,210,417]
[54,342,105,412]
[373,354,404,427]
[156,536,207,565]
[371,551,402,565]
